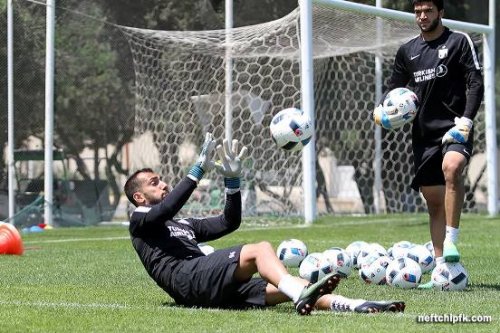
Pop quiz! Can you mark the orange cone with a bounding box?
[0,222,24,255]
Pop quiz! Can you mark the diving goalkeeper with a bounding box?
[124,132,405,314]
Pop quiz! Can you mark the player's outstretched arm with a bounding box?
[189,139,248,241]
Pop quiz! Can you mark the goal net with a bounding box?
[121,3,487,220]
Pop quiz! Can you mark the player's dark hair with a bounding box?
[124,168,154,206]
[412,0,444,11]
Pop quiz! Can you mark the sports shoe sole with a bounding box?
[354,301,405,313]
[295,273,340,315]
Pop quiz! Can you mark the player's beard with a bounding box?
[144,193,163,206]
[418,17,440,33]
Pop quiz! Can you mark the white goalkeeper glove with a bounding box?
[441,117,473,145]
[188,132,216,181]
[373,104,406,130]
[215,139,248,189]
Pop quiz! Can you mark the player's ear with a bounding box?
[438,9,444,19]
[133,192,146,205]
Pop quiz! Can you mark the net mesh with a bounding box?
[3,2,488,225]
[120,4,487,218]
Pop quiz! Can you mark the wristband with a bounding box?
[188,164,204,181]
[224,177,240,189]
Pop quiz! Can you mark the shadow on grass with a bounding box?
[161,301,178,308]
[470,283,500,291]
[160,301,295,313]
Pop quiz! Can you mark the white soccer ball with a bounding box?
[323,247,353,278]
[346,241,369,268]
[276,239,308,267]
[377,87,419,129]
[390,240,415,259]
[359,255,391,285]
[431,262,468,291]
[406,244,435,273]
[270,108,313,152]
[424,241,435,257]
[386,257,422,289]
[299,252,333,283]
[357,243,387,268]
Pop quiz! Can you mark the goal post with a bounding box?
[120,0,496,223]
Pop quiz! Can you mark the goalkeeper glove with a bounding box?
[214,139,248,188]
[441,117,473,145]
[188,132,216,181]
[373,104,406,130]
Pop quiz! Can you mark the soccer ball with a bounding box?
[431,262,468,291]
[376,87,419,129]
[390,240,415,259]
[406,244,435,273]
[276,239,308,267]
[424,241,435,257]
[357,243,387,268]
[269,108,313,152]
[323,247,353,278]
[386,257,422,289]
[299,252,333,283]
[359,255,391,285]
[345,241,369,268]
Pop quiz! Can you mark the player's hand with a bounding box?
[441,117,473,145]
[373,104,405,130]
[215,139,248,178]
[188,132,216,181]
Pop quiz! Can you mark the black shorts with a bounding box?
[410,141,473,191]
[169,245,268,309]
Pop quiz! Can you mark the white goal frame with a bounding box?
[301,0,497,219]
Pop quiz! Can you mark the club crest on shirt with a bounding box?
[438,45,448,59]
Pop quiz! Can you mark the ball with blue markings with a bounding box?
[276,239,308,268]
[270,108,313,152]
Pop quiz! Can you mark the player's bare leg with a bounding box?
[235,241,289,284]
[419,185,446,289]
[442,151,467,262]
[421,185,446,258]
[236,242,340,315]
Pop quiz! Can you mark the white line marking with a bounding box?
[0,299,420,318]
[0,300,131,309]
[24,236,129,245]
[23,217,421,244]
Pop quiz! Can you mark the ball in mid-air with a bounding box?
[270,108,313,152]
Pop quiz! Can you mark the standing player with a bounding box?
[374,0,484,288]
[124,133,405,313]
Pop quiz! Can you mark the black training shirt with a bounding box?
[384,27,484,143]
[129,176,241,291]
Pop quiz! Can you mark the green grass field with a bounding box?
[0,214,498,332]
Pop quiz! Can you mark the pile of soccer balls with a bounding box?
[276,238,468,291]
